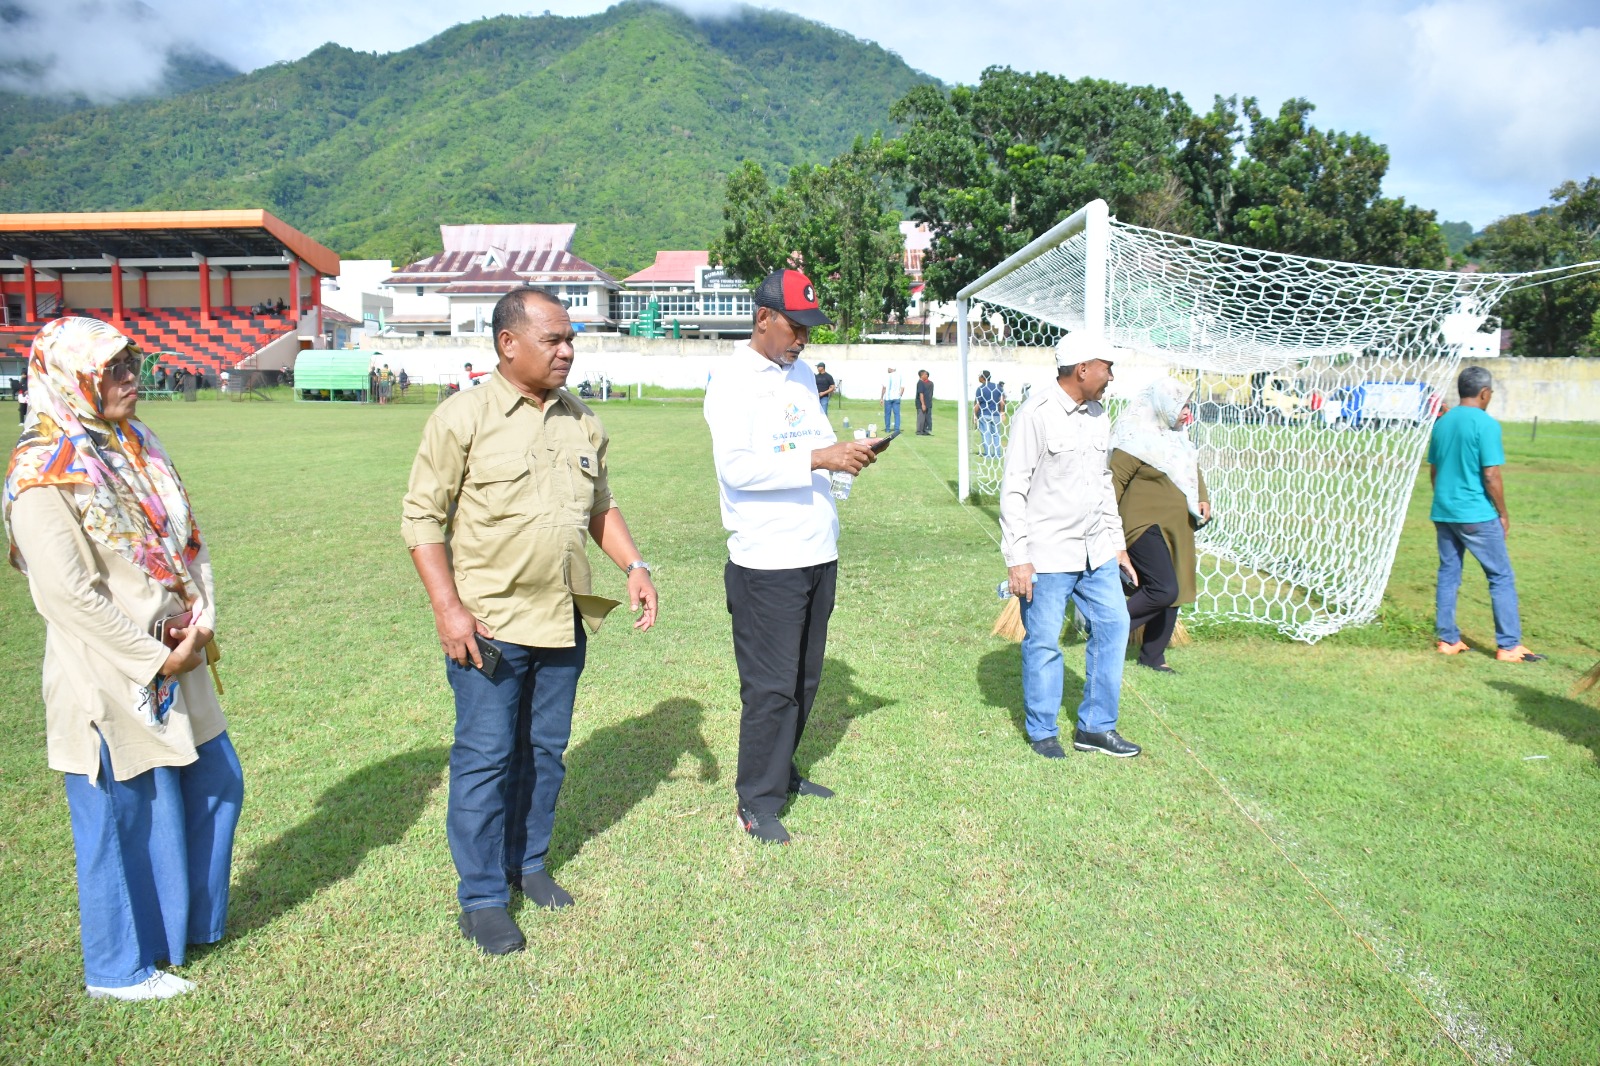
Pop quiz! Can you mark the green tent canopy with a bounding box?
[294,350,371,403]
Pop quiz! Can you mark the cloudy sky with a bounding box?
[2,0,1596,227]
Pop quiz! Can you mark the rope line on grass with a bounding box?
[1122,680,1491,1066]
[907,438,1003,552]
[911,441,1492,1064]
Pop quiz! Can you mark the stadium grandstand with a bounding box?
[0,210,340,381]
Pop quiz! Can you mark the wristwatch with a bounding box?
[625,560,653,576]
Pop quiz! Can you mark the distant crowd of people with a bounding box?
[248,298,288,316]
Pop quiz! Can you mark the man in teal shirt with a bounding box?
[1427,366,1543,662]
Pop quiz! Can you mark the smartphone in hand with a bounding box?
[869,431,901,453]
[473,634,502,679]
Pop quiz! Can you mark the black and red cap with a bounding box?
[754,269,832,328]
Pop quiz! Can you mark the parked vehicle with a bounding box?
[1329,381,1442,429]
[1194,371,1327,425]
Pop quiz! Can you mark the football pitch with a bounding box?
[1,396,1596,1063]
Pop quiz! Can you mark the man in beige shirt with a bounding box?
[402,287,658,955]
[1001,357,1141,760]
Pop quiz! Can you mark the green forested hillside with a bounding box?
[0,1,933,273]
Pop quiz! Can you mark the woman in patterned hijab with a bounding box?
[4,317,243,1002]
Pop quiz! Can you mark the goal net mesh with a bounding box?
[966,218,1518,642]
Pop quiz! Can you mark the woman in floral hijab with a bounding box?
[5,317,243,1002]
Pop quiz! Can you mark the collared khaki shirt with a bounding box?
[401,369,618,648]
[999,384,1125,573]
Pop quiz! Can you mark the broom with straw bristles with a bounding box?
[1573,660,1600,699]
[993,594,1026,642]
[991,589,1191,647]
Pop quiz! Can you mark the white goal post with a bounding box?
[955,199,1533,642]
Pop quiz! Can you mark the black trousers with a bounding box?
[915,405,932,434]
[1125,525,1180,666]
[725,560,837,815]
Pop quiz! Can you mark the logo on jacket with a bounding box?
[783,402,804,427]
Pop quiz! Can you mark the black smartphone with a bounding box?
[869,431,901,453]
[473,634,502,680]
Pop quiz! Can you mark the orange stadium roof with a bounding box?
[0,210,339,276]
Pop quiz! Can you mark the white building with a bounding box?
[382,224,620,335]
[615,251,755,338]
[323,259,396,338]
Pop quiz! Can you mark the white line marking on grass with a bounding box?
[1132,687,1526,1066]
[907,450,1525,1064]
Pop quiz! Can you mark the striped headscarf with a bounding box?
[3,317,203,596]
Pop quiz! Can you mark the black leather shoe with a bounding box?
[737,807,791,844]
[1029,737,1067,759]
[791,779,834,799]
[1073,729,1142,758]
[1138,662,1177,674]
[459,906,525,955]
[521,870,574,910]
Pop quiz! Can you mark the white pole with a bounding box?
[1083,199,1110,344]
[957,199,1104,302]
[957,298,972,500]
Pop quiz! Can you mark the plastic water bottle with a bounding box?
[996,575,1039,599]
[842,415,851,430]
[831,428,869,501]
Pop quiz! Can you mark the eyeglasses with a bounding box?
[102,356,140,382]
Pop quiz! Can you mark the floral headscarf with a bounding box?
[1109,377,1203,518]
[3,317,203,596]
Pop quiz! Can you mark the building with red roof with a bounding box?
[383,224,620,335]
[616,251,753,338]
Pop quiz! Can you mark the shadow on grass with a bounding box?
[226,745,447,939]
[793,657,894,782]
[549,698,718,873]
[1490,681,1600,764]
[976,645,1084,741]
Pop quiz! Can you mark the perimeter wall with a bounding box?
[365,334,1600,422]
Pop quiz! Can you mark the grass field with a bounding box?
[1,395,1597,1064]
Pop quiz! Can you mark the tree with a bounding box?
[1223,98,1446,268]
[1469,177,1600,356]
[887,75,1448,303]
[711,138,909,341]
[884,68,1191,301]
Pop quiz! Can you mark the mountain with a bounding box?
[0,1,935,274]
[1438,220,1479,258]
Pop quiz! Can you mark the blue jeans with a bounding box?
[1435,520,1522,648]
[1019,560,1130,740]
[819,396,830,415]
[978,416,1002,458]
[445,619,586,910]
[64,732,243,988]
[883,399,901,433]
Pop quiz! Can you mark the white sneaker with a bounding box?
[156,972,196,995]
[86,971,195,1001]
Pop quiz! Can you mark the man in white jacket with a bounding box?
[704,269,880,844]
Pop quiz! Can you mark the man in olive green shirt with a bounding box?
[402,287,658,955]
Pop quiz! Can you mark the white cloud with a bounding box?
[2,0,1595,226]
[0,0,199,100]
[1395,0,1600,209]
